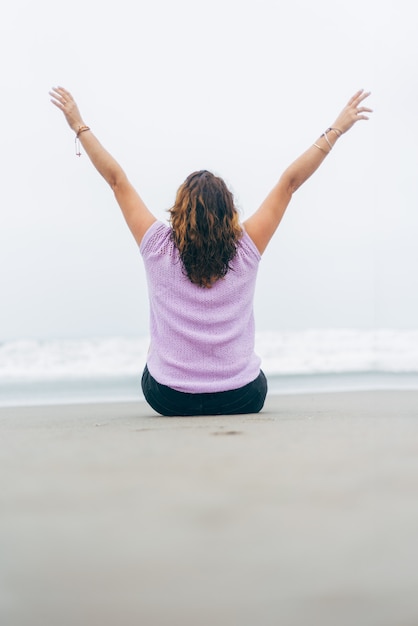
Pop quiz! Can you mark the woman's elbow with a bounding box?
[110,171,128,193]
[279,172,298,197]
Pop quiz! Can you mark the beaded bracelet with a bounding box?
[75,125,91,157]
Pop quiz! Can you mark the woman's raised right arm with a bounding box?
[243,89,372,254]
[50,86,156,245]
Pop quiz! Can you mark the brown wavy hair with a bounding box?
[169,170,242,288]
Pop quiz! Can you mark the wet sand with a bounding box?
[1,390,418,626]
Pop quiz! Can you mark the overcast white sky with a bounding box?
[1,0,416,341]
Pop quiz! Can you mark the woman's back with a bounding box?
[140,221,262,393]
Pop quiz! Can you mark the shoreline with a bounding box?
[1,387,417,417]
[1,370,418,409]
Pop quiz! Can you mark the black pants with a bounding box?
[141,365,268,416]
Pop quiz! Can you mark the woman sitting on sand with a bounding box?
[50,87,372,416]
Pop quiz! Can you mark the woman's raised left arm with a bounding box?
[50,86,156,245]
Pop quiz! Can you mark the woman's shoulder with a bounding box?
[238,227,262,262]
[139,221,172,255]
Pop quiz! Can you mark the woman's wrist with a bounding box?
[74,124,91,157]
[71,121,86,134]
[327,126,342,138]
[75,124,90,137]
[312,127,341,155]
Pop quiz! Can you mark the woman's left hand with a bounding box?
[50,86,85,134]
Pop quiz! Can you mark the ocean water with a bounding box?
[0,330,417,407]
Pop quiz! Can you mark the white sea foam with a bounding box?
[256,329,418,375]
[0,337,150,380]
[0,329,417,382]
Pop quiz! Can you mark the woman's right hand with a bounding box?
[50,86,85,134]
[331,89,372,135]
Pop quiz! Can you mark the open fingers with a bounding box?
[49,91,65,110]
[347,89,364,105]
[356,106,373,114]
[348,89,371,107]
[355,91,371,107]
[50,86,74,107]
[53,86,72,98]
[50,97,62,110]
[49,85,84,133]
[354,105,372,121]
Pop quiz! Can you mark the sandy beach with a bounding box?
[1,390,418,626]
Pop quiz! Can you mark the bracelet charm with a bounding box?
[75,125,91,157]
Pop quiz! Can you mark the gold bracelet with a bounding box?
[313,142,329,154]
[327,127,342,137]
[322,130,333,151]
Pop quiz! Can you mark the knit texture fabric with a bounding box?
[140,221,261,393]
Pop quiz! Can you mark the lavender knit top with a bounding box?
[140,221,261,393]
